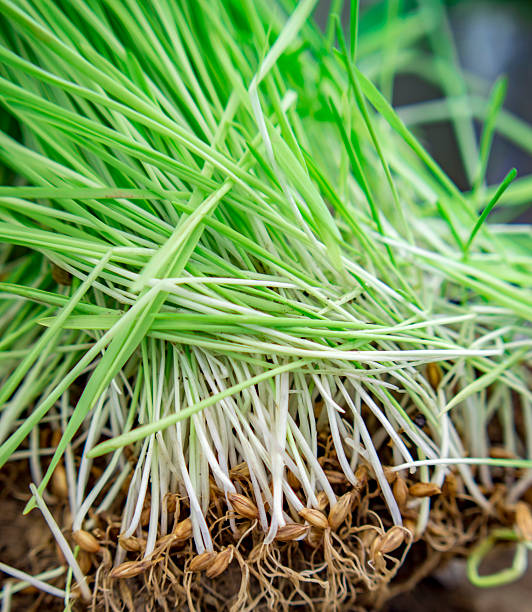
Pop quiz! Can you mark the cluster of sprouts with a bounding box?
[0,0,531,607]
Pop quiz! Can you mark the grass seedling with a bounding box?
[0,0,531,610]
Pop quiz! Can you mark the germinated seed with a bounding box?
[77,550,92,575]
[230,462,250,479]
[173,518,193,541]
[378,526,405,554]
[315,491,329,511]
[205,547,233,578]
[51,465,68,499]
[299,507,329,529]
[72,530,100,554]
[306,527,324,548]
[275,523,309,541]
[383,466,397,484]
[189,551,217,572]
[324,470,346,484]
[490,446,516,459]
[118,536,144,553]
[228,493,259,520]
[409,482,441,498]
[51,264,72,286]
[110,560,148,579]
[328,491,355,530]
[442,473,458,498]
[287,469,301,491]
[393,477,408,510]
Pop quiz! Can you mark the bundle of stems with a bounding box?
[0,0,531,607]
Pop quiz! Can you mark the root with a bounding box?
[78,474,420,612]
[2,423,528,612]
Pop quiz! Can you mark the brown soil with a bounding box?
[0,463,63,611]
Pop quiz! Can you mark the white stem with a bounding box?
[144,445,160,558]
[76,395,107,509]
[123,435,154,538]
[338,383,402,525]
[29,484,91,601]
[0,563,66,600]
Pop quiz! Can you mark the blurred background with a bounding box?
[316,0,532,222]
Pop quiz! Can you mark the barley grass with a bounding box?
[0,0,531,607]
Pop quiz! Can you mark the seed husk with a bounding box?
[403,518,417,537]
[299,507,329,529]
[275,523,309,541]
[287,469,301,491]
[140,506,151,527]
[409,482,441,498]
[370,533,382,559]
[189,551,217,572]
[69,586,81,600]
[426,362,442,389]
[118,535,144,552]
[92,527,105,540]
[306,527,324,548]
[228,492,259,520]
[72,530,100,553]
[378,526,406,554]
[393,477,408,510]
[328,491,355,530]
[234,520,252,538]
[383,466,397,484]
[324,469,347,484]
[354,465,368,494]
[51,464,68,499]
[361,526,376,543]
[77,550,92,575]
[355,465,368,484]
[173,517,193,541]
[156,533,183,550]
[515,502,532,541]
[165,494,179,515]
[442,473,458,498]
[230,462,250,479]
[205,547,233,578]
[315,491,328,511]
[111,560,148,579]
